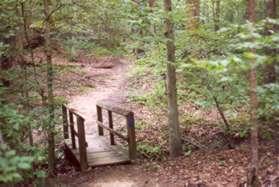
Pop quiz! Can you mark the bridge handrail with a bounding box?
[62,105,88,171]
[96,101,136,160]
[96,101,133,116]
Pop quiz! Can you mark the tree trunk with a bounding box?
[148,0,156,34]
[186,0,200,30]
[164,0,182,158]
[43,0,56,177]
[247,0,260,186]
[148,0,156,7]
[264,0,277,83]
[20,2,33,146]
[202,0,209,24]
[0,131,3,144]
[213,0,221,31]
[266,0,276,18]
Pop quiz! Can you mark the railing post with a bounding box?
[127,113,136,160]
[62,105,69,139]
[69,111,76,149]
[97,105,104,136]
[108,111,115,145]
[77,116,88,172]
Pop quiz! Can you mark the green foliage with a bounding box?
[0,100,47,183]
[260,128,273,140]
[258,83,279,119]
[0,103,33,145]
[130,80,166,109]
[135,120,149,131]
[0,143,46,183]
[0,144,32,183]
[54,96,68,107]
[63,35,126,61]
[137,140,162,160]
[133,14,278,136]
[183,147,192,157]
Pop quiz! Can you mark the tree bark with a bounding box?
[20,2,34,147]
[202,0,209,23]
[266,0,276,18]
[149,0,156,34]
[0,131,3,144]
[213,0,221,31]
[186,0,200,30]
[247,0,260,186]
[264,0,277,83]
[43,0,56,177]
[148,0,156,7]
[164,0,182,158]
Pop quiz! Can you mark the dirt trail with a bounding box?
[69,61,128,135]
[68,60,150,187]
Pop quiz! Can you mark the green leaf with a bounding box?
[18,162,31,170]
[5,150,16,157]
[243,52,256,60]
[35,170,46,178]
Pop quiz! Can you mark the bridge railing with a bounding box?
[96,101,136,160]
[62,105,88,171]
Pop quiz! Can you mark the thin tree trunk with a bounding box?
[266,0,276,18]
[148,0,156,34]
[164,0,182,158]
[264,0,277,83]
[212,96,230,132]
[43,0,56,177]
[186,0,200,30]
[186,0,200,58]
[202,0,209,23]
[0,131,3,144]
[148,0,156,7]
[214,0,221,31]
[20,2,33,146]
[247,0,260,186]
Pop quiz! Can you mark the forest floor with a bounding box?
[54,55,279,187]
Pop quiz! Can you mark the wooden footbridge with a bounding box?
[62,102,136,171]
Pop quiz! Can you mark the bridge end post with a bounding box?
[127,113,136,160]
[77,116,88,172]
[97,105,104,136]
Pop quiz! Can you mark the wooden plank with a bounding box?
[127,113,136,160]
[68,108,86,119]
[87,151,130,167]
[97,121,128,141]
[97,101,132,116]
[87,150,127,159]
[63,143,80,169]
[70,148,130,167]
[62,105,69,139]
[86,145,130,167]
[97,106,104,136]
[73,129,79,137]
[77,116,88,172]
[108,111,115,145]
[65,137,130,167]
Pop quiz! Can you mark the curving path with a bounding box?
[69,61,128,135]
[68,60,144,187]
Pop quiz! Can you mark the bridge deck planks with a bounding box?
[65,135,130,167]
